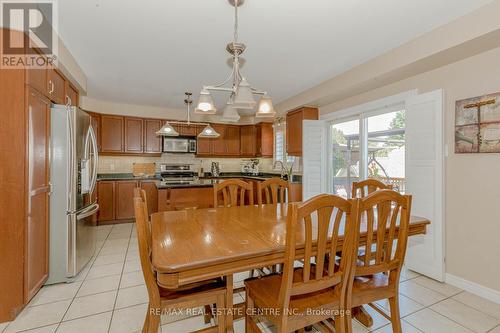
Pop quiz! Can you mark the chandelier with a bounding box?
[194,0,275,121]
[157,92,220,138]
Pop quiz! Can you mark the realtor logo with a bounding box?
[1,0,58,68]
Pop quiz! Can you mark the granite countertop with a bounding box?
[203,172,302,184]
[97,173,161,181]
[97,172,302,184]
[155,179,223,189]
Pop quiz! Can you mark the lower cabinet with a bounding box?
[114,181,138,220]
[158,187,214,212]
[97,180,158,224]
[97,181,115,222]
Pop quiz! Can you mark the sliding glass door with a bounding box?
[331,108,406,198]
[331,119,360,198]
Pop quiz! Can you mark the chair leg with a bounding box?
[142,305,150,333]
[245,291,260,333]
[216,294,226,333]
[388,296,402,333]
[148,310,161,333]
[333,315,344,333]
[204,304,213,324]
[344,310,353,333]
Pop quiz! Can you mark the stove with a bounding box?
[160,164,197,184]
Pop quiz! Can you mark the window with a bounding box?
[330,108,406,197]
[273,122,295,169]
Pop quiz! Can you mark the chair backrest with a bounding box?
[352,179,393,198]
[278,194,358,309]
[133,196,161,306]
[257,178,290,205]
[133,188,152,253]
[213,179,254,207]
[353,189,412,282]
[134,187,148,207]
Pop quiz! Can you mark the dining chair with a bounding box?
[255,178,290,275]
[346,189,412,333]
[351,179,393,198]
[245,194,358,333]
[133,195,228,333]
[257,178,290,205]
[213,178,254,207]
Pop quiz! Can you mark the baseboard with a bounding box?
[446,273,500,305]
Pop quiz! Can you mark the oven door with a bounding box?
[163,138,189,153]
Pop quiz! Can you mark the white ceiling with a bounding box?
[58,0,493,109]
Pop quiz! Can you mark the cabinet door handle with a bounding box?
[49,80,54,94]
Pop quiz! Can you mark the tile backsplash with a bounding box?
[97,154,280,174]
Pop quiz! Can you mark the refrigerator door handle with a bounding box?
[76,204,99,220]
[88,125,99,196]
[67,109,75,212]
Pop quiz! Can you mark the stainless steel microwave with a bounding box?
[163,137,197,153]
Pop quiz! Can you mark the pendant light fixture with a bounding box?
[198,124,220,138]
[157,92,220,138]
[156,122,179,136]
[195,0,275,119]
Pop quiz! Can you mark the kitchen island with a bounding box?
[156,174,302,212]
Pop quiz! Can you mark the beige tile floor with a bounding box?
[2,223,500,333]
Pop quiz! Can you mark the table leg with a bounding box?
[353,306,373,327]
[226,274,234,333]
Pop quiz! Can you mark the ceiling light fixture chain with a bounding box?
[195,0,276,119]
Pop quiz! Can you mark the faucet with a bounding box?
[273,160,286,179]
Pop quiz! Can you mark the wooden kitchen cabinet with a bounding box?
[65,81,79,106]
[240,123,274,157]
[211,124,227,155]
[176,123,198,136]
[124,117,144,153]
[100,115,124,153]
[0,28,85,322]
[144,119,162,154]
[25,50,47,95]
[240,125,257,156]
[47,67,66,105]
[88,112,101,152]
[197,136,212,156]
[286,107,319,156]
[97,181,115,222]
[259,123,274,157]
[97,179,152,223]
[115,181,139,220]
[225,125,240,156]
[26,88,50,302]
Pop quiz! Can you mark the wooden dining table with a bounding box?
[151,204,430,332]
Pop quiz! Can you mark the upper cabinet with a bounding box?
[100,115,124,153]
[225,125,240,156]
[65,82,79,107]
[46,67,65,105]
[96,112,273,158]
[195,124,240,157]
[99,115,162,156]
[124,117,144,153]
[87,112,101,152]
[144,119,162,154]
[286,107,319,156]
[258,123,274,157]
[240,123,274,157]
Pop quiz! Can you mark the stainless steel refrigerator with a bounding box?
[47,104,99,284]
